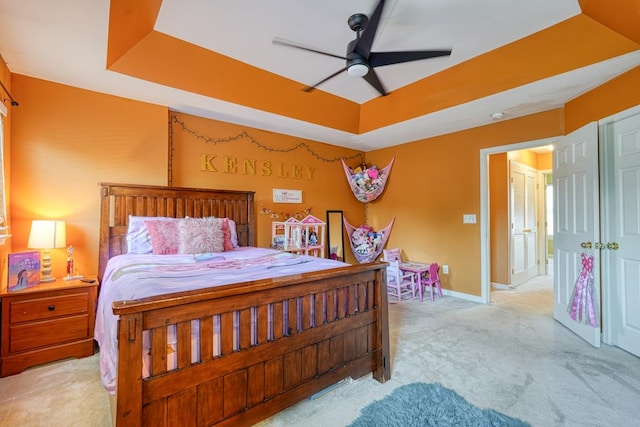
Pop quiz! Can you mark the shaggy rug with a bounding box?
[348,383,530,427]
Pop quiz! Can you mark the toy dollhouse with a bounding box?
[271,215,326,257]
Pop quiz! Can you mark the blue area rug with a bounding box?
[348,382,530,427]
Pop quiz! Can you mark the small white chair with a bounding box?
[382,248,417,303]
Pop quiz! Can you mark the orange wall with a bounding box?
[489,153,509,285]
[0,56,12,287]
[5,64,640,296]
[169,112,365,257]
[365,110,564,296]
[8,75,365,277]
[10,75,168,277]
[365,65,639,296]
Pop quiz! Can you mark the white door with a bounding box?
[510,161,539,286]
[602,113,640,357]
[553,122,601,347]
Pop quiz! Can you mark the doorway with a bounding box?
[480,136,558,304]
[485,146,553,293]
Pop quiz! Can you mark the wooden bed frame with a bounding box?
[98,183,390,427]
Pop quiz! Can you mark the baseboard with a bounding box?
[491,282,510,290]
[441,288,484,303]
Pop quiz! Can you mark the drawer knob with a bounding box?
[48,305,56,311]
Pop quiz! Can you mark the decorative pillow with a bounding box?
[145,219,180,255]
[221,218,234,252]
[126,216,176,254]
[227,219,239,247]
[178,217,225,254]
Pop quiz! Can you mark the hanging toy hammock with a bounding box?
[567,251,600,328]
[344,217,395,264]
[341,157,395,203]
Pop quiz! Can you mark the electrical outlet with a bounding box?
[442,265,449,274]
[463,214,476,224]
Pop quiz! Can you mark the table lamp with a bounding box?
[27,220,66,283]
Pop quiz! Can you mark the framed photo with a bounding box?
[273,189,302,204]
[7,251,41,292]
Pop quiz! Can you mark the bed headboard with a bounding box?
[98,182,255,282]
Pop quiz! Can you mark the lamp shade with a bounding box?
[27,220,66,249]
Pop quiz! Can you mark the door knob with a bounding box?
[606,242,619,250]
[594,242,605,249]
[580,242,592,249]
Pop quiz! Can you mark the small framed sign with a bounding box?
[273,189,302,204]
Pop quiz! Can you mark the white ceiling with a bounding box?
[1,0,639,151]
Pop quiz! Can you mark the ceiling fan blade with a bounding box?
[273,37,347,61]
[303,66,349,92]
[353,0,386,59]
[363,68,387,96]
[369,49,452,68]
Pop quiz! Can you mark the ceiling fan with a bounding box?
[273,0,452,96]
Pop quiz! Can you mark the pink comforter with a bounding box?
[95,247,348,393]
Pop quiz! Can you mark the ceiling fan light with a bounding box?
[347,63,369,77]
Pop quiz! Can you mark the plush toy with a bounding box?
[351,225,384,256]
[366,165,379,180]
[350,163,384,193]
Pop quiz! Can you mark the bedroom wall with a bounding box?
[9,75,168,278]
[365,110,564,297]
[366,65,640,297]
[7,75,366,277]
[168,112,365,256]
[0,56,12,287]
[6,63,640,297]
[489,153,509,286]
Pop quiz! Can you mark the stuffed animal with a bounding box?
[351,225,384,256]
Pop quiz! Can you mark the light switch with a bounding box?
[463,214,476,224]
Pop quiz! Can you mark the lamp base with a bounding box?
[40,275,56,283]
[63,275,83,281]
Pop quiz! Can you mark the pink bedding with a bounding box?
[95,247,348,394]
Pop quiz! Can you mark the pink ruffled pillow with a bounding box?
[145,219,180,255]
[221,218,234,251]
[178,217,225,254]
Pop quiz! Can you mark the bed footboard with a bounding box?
[113,263,390,427]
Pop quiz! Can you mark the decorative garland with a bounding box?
[170,114,364,164]
[259,204,312,220]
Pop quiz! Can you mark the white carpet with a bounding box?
[2,275,639,426]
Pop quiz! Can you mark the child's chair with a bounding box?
[420,263,443,301]
[382,248,417,303]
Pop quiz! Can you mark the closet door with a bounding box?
[510,161,539,286]
[553,122,601,347]
[602,113,640,357]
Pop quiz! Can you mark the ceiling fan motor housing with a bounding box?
[348,13,369,32]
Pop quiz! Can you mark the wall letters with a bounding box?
[200,154,315,181]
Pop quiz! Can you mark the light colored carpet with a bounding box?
[1,275,639,426]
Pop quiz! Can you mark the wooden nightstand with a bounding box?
[0,277,98,377]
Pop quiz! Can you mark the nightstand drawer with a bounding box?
[9,293,89,323]
[9,315,90,353]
